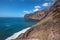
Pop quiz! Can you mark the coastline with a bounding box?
[5,27,31,40]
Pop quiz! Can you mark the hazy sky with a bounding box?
[0,0,55,17]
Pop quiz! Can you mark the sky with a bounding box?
[0,0,55,17]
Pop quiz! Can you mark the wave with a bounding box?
[5,27,31,40]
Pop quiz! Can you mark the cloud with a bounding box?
[42,3,49,6]
[33,5,41,12]
[42,0,56,7]
[24,10,32,13]
[23,6,41,14]
[33,8,39,12]
[34,6,41,9]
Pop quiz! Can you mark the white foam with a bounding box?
[5,27,31,40]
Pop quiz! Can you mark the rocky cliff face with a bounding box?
[14,0,60,40]
[24,0,60,20]
[24,9,49,20]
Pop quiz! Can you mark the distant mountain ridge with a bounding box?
[24,9,49,20]
[24,0,60,20]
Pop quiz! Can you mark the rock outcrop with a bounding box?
[14,0,60,40]
[24,9,49,20]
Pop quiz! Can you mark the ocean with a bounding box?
[0,17,38,40]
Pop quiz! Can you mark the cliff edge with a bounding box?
[14,0,60,40]
[24,9,49,20]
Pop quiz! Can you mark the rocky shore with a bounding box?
[14,0,60,40]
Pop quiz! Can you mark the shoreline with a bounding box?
[5,27,31,40]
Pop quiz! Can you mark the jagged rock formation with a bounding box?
[24,9,49,20]
[14,0,60,40]
[24,8,51,20]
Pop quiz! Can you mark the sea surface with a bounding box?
[0,17,39,40]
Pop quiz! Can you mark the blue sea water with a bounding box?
[0,17,38,40]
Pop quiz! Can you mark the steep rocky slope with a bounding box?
[24,9,49,20]
[14,0,60,40]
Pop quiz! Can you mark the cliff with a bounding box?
[14,0,60,40]
[24,9,49,20]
